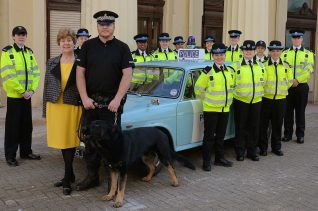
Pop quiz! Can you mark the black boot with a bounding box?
[63,180,72,195]
[54,174,75,187]
[246,148,259,161]
[202,160,211,171]
[76,172,99,191]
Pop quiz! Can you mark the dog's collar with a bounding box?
[108,161,124,169]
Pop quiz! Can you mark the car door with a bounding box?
[176,69,204,150]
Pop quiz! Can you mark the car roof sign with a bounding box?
[178,49,205,61]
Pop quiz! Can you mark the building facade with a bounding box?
[0,0,317,106]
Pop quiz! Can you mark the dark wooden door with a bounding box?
[202,0,224,47]
[137,0,164,51]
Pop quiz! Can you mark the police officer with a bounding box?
[152,33,177,61]
[254,40,268,64]
[173,36,186,54]
[131,34,152,85]
[0,26,41,166]
[204,35,215,61]
[225,30,243,63]
[76,10,134,190]
[232,40,266,161]
[187,36,197,49]
[131,34,151,63]
[259,40,293,156]
[74,28,91,56]
[282,29,315,144]
[195,42,234,171]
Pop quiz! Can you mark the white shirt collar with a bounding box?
[256,55,265,61]
[293,45,301,51]
[138,49,145,56]
[245,58,253,65]
[271,58,280,64]
[161,48,168,52]
[215,63,224,69]
[231,45,237,50]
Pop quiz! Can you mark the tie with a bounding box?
[248,60,253,66]
[274,61,277,66]
[141,51,146,62]
[220,65,224,71]
[259,58,262,63]
[164,49,168,60]
[231,48,234,61]
[293,48,298,79]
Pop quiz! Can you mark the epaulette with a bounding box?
[131,50,136,54]
[25,46,33,52]
[2,45,12,52]
[227,66,235,72]
[283,61,292,68]
[202,66,212,74]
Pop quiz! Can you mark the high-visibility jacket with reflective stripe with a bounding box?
[131,50,152,84]
[225,45,243,63]
[195,64,234,112]
[232,59,266,104]
[152,48,177,61]
[263,58,293,100]
[281,47,315,83]
[0,44,40,98]
[205,49,213,61]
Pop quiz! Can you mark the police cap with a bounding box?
[93,10,118,25]
[211,42,226,54]
[267,40,284,51]
[173,36,185,45]
[12,26,27,36]
[205,35,215,43]
[187,36,196,45]
[159,33,171,41]
[289,29,305,38]
[228,30,242,38]
[76,28,91,38]
[134,34,149,42]
[241,40,256,50]
[256,40,266,48]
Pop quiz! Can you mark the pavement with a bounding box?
[0,104,318,211]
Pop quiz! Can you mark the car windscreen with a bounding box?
[128,67,184,98]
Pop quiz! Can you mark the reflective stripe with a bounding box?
[195,86,205,92]
[206,90,226,95]
[236,82,263,88]
[265,81,288,86]
[16,72,25,76]
[197,94,205,99]
[31,66,38,71]
[204,97,233,105]
[132,75,146,80]
[32,73,41,77]
[19,80,33,84]
[2,73,16,81]
[0,65,14,73]
[236,91,264,96]
[264,88,288,95]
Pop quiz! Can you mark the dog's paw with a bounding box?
[101,194,114,201]
[113,201,123,208]
[171,180,179,187]
[142,176,152,182]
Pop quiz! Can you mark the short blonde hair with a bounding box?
[56,28,76,45]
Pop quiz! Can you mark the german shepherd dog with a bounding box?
[85,120,195,207]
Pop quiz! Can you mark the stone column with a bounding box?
[81,0,137,50]
[163,0,203,46]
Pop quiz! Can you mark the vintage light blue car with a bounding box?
[122,61,235,152]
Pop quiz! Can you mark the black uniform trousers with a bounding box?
[259,97,286,151]
[81,107,121,177]
[284,83,309,139]
[202,111,229,162]
[5,97,33,160]
[234,99,261,156]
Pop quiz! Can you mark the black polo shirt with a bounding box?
[77,36,133,95]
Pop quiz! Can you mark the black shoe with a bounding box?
[236,155,244,161]
[246,155,260,161]
[20,154,41,160]
[296,137,304,144]
[54,175,75,187]
[202,161,211,171]
[214,158,233,167]
[259,150,268,156]
[6,158,18,167]
[282,136,292,142]
[76,176,99,191]
[272,150,284,156]
[63,187,72,195]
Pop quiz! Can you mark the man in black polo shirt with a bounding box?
[76,10,133,191]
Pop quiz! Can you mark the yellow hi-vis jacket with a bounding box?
[205,49,213,61]
[195,63,234,112]
[225,45,243,63]
[152,48,177,61]
[0,44,40,98]
[263,58,293,100]
[232,58,266,104]
[281,47,315,83]
[131,50,152,84]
